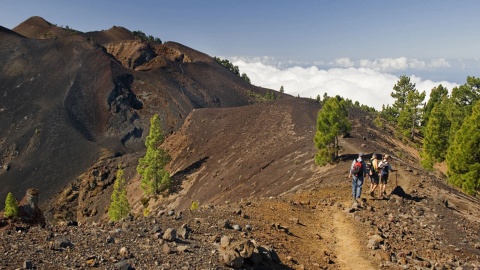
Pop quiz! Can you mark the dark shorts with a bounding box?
[380,174,388,184]
[370,174,379,184]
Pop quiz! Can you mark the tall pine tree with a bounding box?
[137,114,171,196]
[422,84,448,130]
[420,98,450,169]
[397,89,425,141]
[390,75,416,120]
[446,100,480,195]
[314,97,351,166]
[447,76,480,141]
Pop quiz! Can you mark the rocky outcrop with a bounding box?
[18,188,45,226]
[104,41,191,71]
[218,236,281,269]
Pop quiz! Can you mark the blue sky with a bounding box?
[1,0,478,109]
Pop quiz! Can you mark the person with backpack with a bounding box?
[348,153,367,203]
[368,153,380,197]
[378,154,397,198]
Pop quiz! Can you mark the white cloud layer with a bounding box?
[231,57,459,110]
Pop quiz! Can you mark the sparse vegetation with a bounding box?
[132,30,162,44]
[64,25,79,35]
[108,165,130,222]
[213,57,251,84]
[4,192,19,219]
[264,90,277,101]
[137,114,172,196]
[247,90,279,102]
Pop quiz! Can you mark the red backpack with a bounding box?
[351,160,362,176]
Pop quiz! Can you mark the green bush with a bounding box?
[190,201,199,211]
[4,192,19,219]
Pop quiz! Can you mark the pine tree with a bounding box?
[137,114,171,196]
[314,97,351,165]
[422,84,448,129]
[397,89,425,141]
[447,76,480,141]
[390,75,416,121]
[4,192,19,219]
[421,98,450,169]
[108,165,130,222]
[241,73,251,84]
[380,104,397,123]
[446,100,480,195]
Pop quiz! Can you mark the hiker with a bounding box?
[348,153,367,203]
[368,153,380,197]
[378,154,397,198]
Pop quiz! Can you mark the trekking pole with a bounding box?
[395,170,398,187]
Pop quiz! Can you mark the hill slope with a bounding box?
[0,16,287,210]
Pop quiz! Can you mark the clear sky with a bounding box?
[1,0,478,109]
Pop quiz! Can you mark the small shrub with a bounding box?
[4,192,19,219]
[190,201,199,211]
[108,166,130,222]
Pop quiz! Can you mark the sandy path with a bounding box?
[331,207,375,270]
[329,140,376,269]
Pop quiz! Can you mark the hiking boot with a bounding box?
[352,199,359,208]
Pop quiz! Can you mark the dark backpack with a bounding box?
[367,160,376,175]
[351,160,362,176]
[365,161,372,175]
[380,162,389,176]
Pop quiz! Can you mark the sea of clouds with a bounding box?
[228,57,464,110]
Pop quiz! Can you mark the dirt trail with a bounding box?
[328,139,376,269]
[331,203,375,270]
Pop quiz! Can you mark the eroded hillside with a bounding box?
[0,16,285,212]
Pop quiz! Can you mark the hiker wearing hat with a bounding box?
[348,153,367,202]
[378,154,397,198]
[368,153,380,197]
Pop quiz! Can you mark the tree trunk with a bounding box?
[334,136,338,159]
[411,115,415,141]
